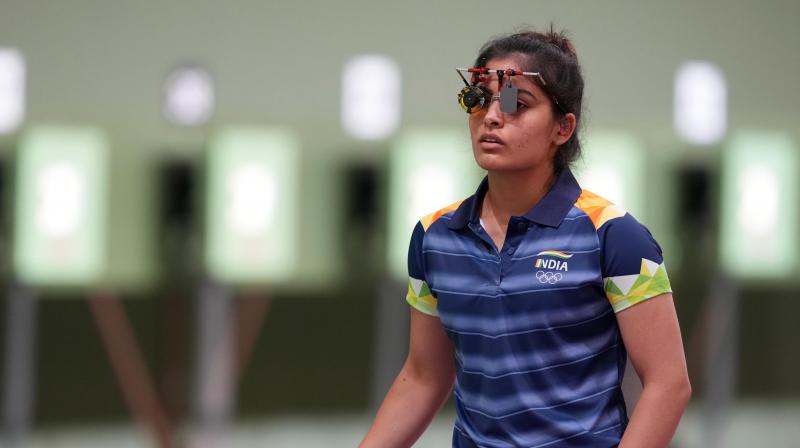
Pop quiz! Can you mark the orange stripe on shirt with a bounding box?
[574,190,626,229]
[420,200,464,231]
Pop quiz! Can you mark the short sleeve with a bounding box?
[405,221,438,316]
[599,214,672,313]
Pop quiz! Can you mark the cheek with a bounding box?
[519,114,556,141]
[510,123,554,157]
[468,116,482,135]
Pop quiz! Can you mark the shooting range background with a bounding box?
[1,0,799,446]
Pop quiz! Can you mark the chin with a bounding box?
[474,152,548,174]
[474,153,515,172]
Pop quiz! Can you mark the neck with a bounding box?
[483,164,556,223]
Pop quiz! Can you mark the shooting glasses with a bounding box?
[456,67,565,114]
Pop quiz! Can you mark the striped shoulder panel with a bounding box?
[605,258,671,313]
[407,277,438,316]
[574,189,626,229]
[419,199,464,231]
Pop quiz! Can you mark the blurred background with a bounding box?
[0,0,799,446]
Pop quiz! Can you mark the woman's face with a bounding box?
[468,54,570,174]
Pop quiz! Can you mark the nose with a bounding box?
[482,95,504,128]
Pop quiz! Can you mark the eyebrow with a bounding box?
[517,88,536,99]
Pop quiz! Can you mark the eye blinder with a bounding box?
[458,85,491,114]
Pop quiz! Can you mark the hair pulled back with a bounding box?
[474,28,584,174]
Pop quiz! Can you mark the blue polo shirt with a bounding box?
[405,169,672,448]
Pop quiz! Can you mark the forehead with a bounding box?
[479,55,541,91]
[484,54,529,71]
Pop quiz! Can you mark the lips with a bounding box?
[478,133,505,149]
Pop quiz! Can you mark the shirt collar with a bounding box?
[447,169,582,230]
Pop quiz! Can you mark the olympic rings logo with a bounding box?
[536,270,563,284]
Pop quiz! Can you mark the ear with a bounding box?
[553,113,577,146]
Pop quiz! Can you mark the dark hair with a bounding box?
[474,28,584,174]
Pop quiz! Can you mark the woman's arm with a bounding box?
[617,293,692,448]
[359,307,456,448]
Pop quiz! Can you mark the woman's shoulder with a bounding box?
[573,188,627,230]
[418,199,466,232]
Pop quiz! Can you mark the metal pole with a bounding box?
[158,290,192,428]
[233,293,271,386]
[702,274,739,448]
[190,281,235,448]
[1,283,37,448]
[370,279,409,410]
[88,292,173,448]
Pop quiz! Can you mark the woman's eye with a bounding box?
[516,102,528,109]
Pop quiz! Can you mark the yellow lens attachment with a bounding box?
[458,86,489,114]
